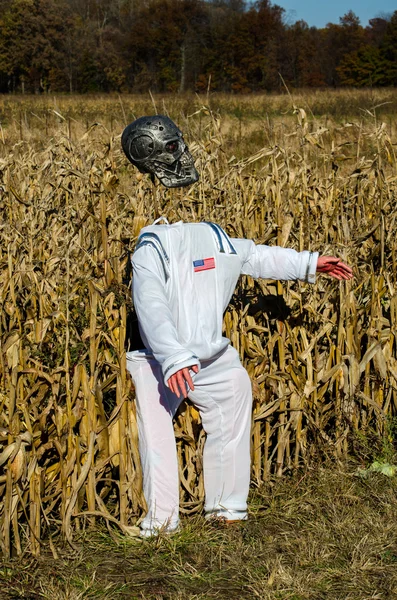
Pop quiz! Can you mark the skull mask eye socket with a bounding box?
[165,141,179,153]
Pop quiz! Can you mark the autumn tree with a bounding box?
[121,0,209,93]
[320,11,367,86]
[0,0,76,92]
[337,11,397,87]
[0,1,395,93]
[380,10,397,84]
[280,20,326,88]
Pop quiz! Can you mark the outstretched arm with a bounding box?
[316,256,353,280]
[232,239,353,284]
[232,239,319,283]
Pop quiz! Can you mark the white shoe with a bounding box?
[205,509,248,523]
[139,523,180,538]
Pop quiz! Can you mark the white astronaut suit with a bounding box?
[126,218,319,537]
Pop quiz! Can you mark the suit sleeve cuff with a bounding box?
[305,251,319,283]
[162,352,201,385]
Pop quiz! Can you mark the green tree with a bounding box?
[337,45,389,86]
[321,10,366,86]
[379,10,397,84]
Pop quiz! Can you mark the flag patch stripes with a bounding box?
[193,257,215,272]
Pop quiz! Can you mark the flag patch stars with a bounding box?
[193,257,215,272]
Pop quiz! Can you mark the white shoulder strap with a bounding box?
[153,216,169,225]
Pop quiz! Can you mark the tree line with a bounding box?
[0,0,396,94]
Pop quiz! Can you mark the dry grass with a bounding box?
[0,91,396,557]
[0,463,396,599]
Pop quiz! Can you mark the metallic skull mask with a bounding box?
[121,115,199,188]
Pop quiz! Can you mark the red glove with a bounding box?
[316,256,353,280]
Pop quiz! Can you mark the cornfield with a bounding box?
[0,91,396,557]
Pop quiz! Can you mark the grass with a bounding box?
[0,460,396,600]
[1,88,397,157]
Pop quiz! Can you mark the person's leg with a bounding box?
[188,346,253,521]
[126,352,181,535]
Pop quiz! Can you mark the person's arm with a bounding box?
[132,245,200,387]
[232,240,353,282]
[232,239,319,282]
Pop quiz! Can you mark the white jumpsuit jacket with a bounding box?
[131,220,318,381]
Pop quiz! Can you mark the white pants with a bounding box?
[126,345,253,534]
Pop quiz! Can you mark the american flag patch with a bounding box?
[193,257,215,272]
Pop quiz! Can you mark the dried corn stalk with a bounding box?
[0,95,396,555]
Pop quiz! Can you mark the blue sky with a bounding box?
[275,1,396,28]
